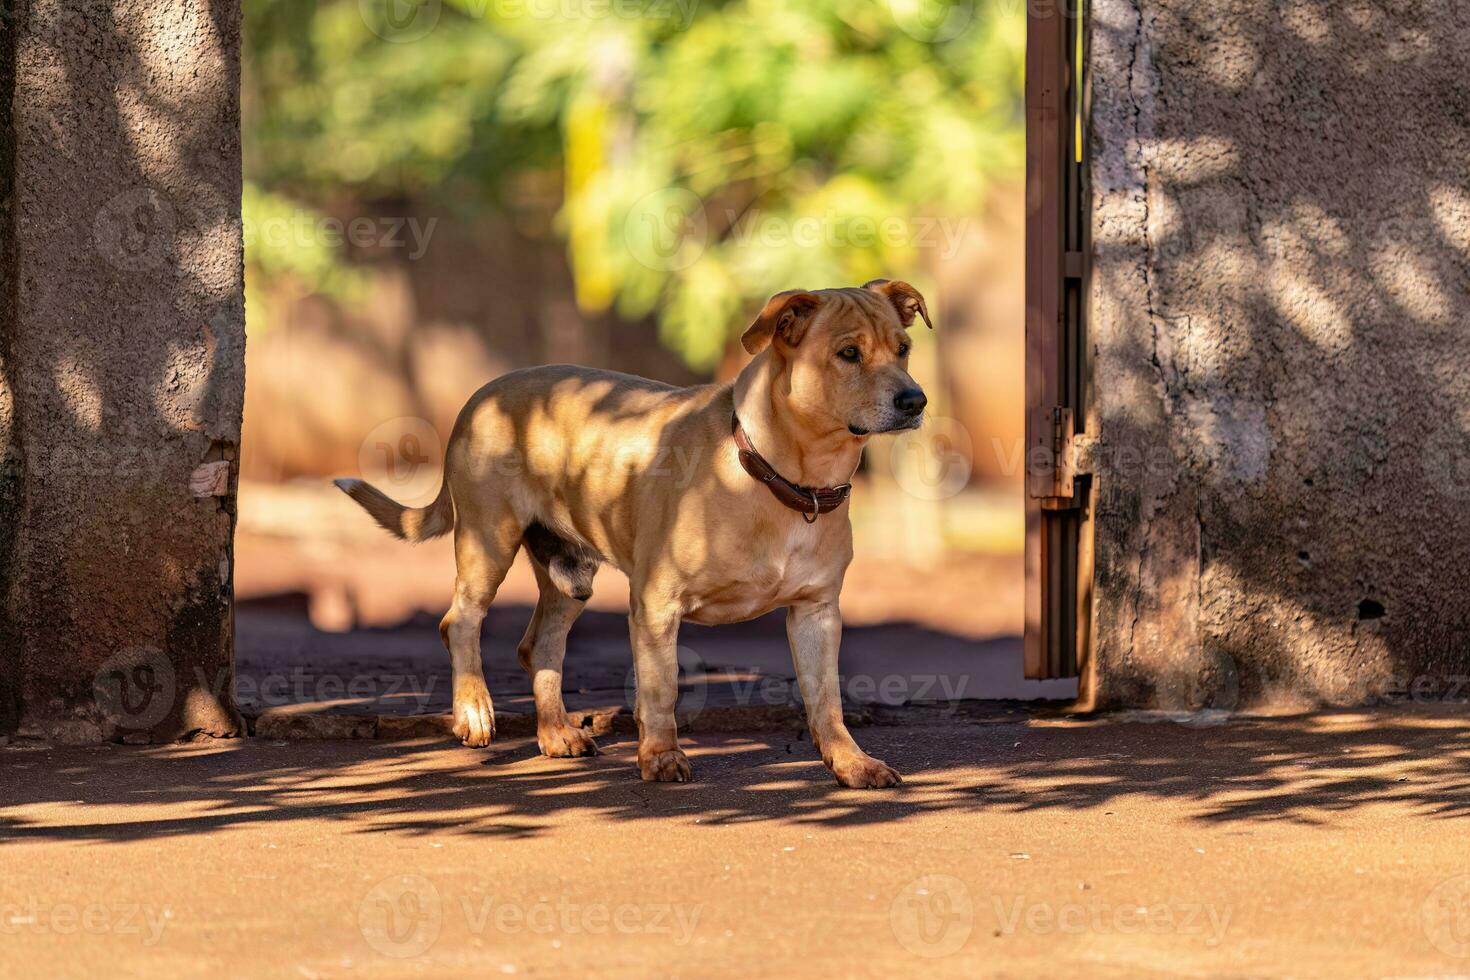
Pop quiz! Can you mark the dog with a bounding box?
[336,279,931,787]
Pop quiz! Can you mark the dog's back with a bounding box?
[336,364,722,548]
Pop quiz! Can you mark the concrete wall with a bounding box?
[1087,0,1470,709]
[0,0,245,741]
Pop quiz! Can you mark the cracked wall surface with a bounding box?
[0,0,245,741]
[1088,0,1470,709]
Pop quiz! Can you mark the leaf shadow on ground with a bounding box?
[3,705,1469,844]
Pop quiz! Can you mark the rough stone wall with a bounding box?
[0,0,245,741]
[1088,0,1470,709]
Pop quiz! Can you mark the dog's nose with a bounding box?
[894,387,927,415]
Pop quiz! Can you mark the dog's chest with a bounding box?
[681,525,830,625]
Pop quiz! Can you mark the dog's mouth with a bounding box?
[850,416,923,437]
[894,414,924,431]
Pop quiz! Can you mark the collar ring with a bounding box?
[803,488,820,524]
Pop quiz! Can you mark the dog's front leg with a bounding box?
[629,600,693,782]
[787,598,901,789]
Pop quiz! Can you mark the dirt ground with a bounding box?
[5,707,1470,977]
[20,486,1454,976]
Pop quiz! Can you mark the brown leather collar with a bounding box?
[732,414,852,523]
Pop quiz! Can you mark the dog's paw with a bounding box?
[639,748,693,783]
[538,724,598,758]
[831,753,902,789]
[452,686,496,748]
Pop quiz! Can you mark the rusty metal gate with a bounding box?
[1024,0,1094,702]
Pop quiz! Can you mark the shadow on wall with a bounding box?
[0,0,21,732]
[0,0,245,740]
[1086,0,1470,709]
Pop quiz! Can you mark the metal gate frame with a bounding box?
[1024,0,1095,704]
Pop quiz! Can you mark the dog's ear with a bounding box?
[863,279,933,330]
[740,290,824,355]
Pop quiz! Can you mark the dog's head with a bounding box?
[740,280,932,436]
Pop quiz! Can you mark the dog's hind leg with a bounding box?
[439,515,519,748]
[517,558,597,758]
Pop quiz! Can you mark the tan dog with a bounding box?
[337,279,931,788]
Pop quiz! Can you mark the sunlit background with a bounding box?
[235,0,1028,646]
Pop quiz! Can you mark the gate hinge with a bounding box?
[1028,406,1081,503]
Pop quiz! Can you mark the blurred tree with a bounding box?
[242,0,1023,369]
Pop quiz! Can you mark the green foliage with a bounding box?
[243,0,1024,367]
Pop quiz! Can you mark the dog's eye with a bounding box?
[837,346,861,363]
[897,343,910,358]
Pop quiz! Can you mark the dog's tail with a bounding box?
[333,476,453,543]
